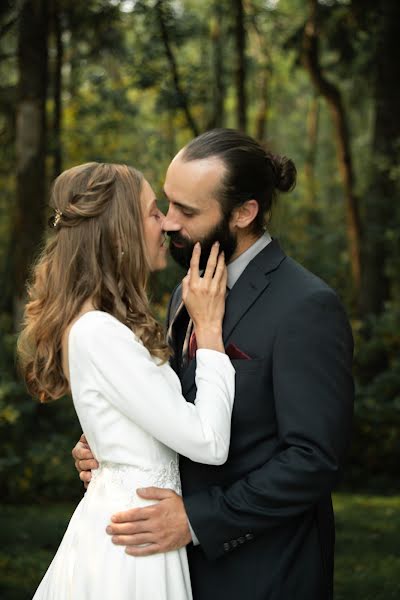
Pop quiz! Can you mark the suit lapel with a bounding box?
[167,298,185,343]
[168,293,190,374]
[181,239,286,396]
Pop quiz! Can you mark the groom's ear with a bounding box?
[231,199,259,230]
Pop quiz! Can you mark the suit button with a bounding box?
[238,536,245,544]
[245,533,254,540]
[231,540,238,548]
[223,542,230,552]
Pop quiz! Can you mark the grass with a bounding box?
[0,493,399,599]
[334,494,400,599]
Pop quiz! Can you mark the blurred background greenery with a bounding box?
[0,0,399,597]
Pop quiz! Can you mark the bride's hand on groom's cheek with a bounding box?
[106,487,192,556]
[71,434,99,488]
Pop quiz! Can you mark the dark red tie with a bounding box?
[188,330,197,361]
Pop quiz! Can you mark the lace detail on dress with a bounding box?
[88,460,182,508]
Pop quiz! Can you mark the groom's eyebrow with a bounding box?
[163,189,200,214]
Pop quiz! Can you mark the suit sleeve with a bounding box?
[183,289,354,560]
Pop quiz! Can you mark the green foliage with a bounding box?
[0,357,82,503]
[354,303,400,410]
[0,0,399,499]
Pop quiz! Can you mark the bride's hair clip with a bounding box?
[49,208,63,229]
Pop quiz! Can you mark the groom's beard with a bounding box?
[167,213,237,270]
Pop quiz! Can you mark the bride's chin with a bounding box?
[150,257,168,272]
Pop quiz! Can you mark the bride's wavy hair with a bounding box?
[17,162,170,403]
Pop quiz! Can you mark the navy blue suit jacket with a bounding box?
[167,240,354,600]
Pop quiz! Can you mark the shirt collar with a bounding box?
[227,231,272,290]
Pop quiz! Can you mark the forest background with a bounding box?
[0,0,399,598]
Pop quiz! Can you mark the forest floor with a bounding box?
[0,493,399,599]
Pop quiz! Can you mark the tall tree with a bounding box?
[360,0,400,315]
[302,0,363,308]
[233,0,247,131]
[155,0,199,137]
[249,10,270,144]
[14,0,48,320]
[304,93,319,209]
[209,1,225,128]
[50,0,63,178]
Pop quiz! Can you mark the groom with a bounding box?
[74,129,354,599]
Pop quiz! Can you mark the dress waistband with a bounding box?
[91,459,182,497]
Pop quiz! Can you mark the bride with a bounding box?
[17,162,235,599]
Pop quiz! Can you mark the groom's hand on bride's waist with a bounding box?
[106,487,192,556]
[72,434,99,488]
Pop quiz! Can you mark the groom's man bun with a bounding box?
[181,128,296,233]
[181,128,297,232]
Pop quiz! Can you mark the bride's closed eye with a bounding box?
[155,209,165,220]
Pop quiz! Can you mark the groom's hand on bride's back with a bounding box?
[72,433,99,488]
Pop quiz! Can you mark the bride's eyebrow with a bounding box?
[146,199,160,215]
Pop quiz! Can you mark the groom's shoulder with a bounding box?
[269,252,348,320]
[277,253,334,297]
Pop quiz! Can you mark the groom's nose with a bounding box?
[162,206,182,233]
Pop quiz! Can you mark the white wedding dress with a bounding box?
[33,311,235,600]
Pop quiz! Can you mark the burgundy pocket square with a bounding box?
[225,343,251,360]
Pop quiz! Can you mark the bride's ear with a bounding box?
[230,200,259,230]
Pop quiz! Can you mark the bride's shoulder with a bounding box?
[69,311,138,354]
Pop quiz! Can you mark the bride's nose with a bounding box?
[158,211,166,228]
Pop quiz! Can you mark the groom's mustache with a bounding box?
[166,231,193,248]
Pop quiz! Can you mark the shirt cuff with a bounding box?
[188,518,200,546]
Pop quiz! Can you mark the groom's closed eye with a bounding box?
[171,202,200,217]
[180,208,195,217]
[163,192,200,217]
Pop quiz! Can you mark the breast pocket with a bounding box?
[230,356,275,433]
[230,357,266,373]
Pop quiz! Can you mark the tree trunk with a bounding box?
[302,0,363,308]
[209,1,225,128]
[304,93,319,208]
[360,0,400,316]
[254,65,268,144]
[14,0,48,322]
[155,0,199,137]
[51,0,63,178]
[233,0,247,131]
[248,12,269,144]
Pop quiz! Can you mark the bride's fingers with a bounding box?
[181,273,189,300]
[203,242,219,282]
[189,242,201,283]
[221,265,228,293]
[211,251,225,284]
[210,252,226,293]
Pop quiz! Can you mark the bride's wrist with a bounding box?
[194,324,224,353]
[194,322,222,336]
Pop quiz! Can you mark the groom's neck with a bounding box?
[228,231,262,264]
